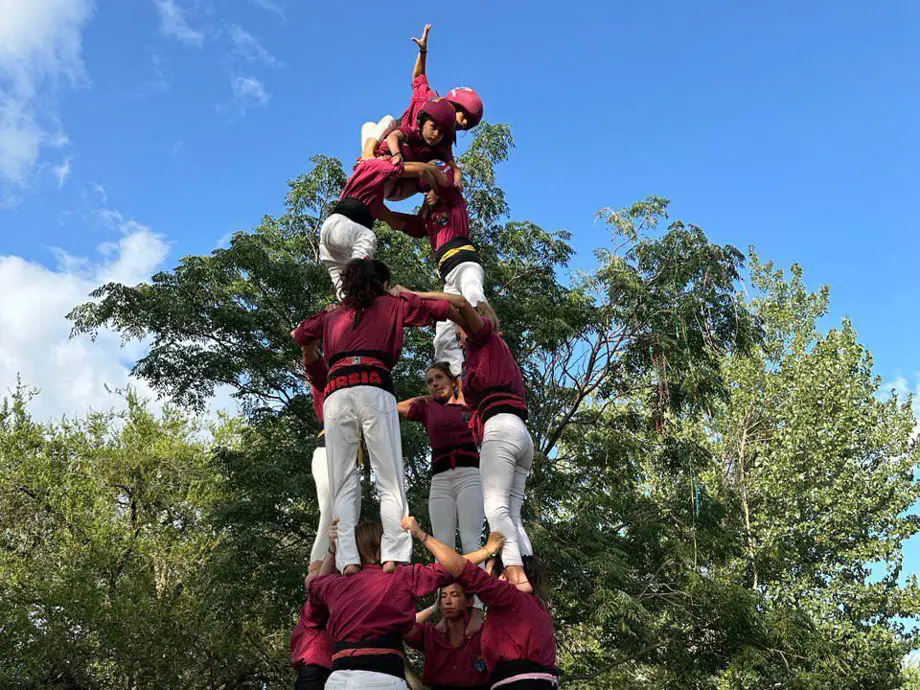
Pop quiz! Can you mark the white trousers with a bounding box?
[480,414,534,567]
[326,670,408,690]
[310,446,333,564]
[432,261,486,376]
[429,466,484,556]
[324,386,411,570]
[319,213,378,300]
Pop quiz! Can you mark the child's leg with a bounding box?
[361,115,397,151]
[455,261,486,308]
[320,213,378,298]
[433,273,464,376]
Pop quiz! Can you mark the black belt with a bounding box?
[431,442,480,475]
[435,235,481,281]
[324,364,394,399]
[490,660,558,686]
[332,197,374,230]
[477,386,529,426]
[332,633,406,679]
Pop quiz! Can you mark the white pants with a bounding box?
[326,670,408,690]
[361,115,397,151]
[433,261,486,376]
[480,414,534,567]
[324,386,411,570]
[319,213,378,300]
[310,446,333,564]
[429,466,484,556]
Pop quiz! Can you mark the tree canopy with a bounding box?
[2,123,917,689]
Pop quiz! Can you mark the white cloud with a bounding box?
[89,180,106,202]
[0,212,169,421]
[883,374,920,419]
[248,0,286,21]
[154,0,204,47]
[224,75,269,113]
[53,156,71,187]
[0,0,92,186]
[228,25,282,67]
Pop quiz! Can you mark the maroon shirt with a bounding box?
[303,356,328,426]
[290,598,334,669]
[396,192,470,254]
[404,621,489,687]
[406,398,475,451]
[462,319,528,443]
[307,564,452,642]
[340,157,402,219]
[378,75,454,163]
[455,561,556,673]
[293,293,452,375]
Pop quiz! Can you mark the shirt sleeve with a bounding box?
[306,577,332,628]
[405,398,429,423]
[455,560,519,609]
[400,563,454,598]
[403,622,428,651]
[468,317,494,348]
[303,356,328,391]
[401,292,453,327]
[412,74,437,101]
[293,310,326,346]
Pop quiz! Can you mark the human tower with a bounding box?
[289,26,557,690]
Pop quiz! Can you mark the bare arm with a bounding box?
[449,161,464,191]
[397,396,427,418]
[394,288,483,334]
[411,25,431,80]
[403,516,504,577]
[385,130,406,163]
[416,602,438,624]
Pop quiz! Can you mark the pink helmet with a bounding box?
[445,87,483,129]
[418,98,457,143]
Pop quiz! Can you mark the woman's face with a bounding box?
[422,119,443,145]
[439,583,469,620]
[425,368,453,400]
[454,108,469,130]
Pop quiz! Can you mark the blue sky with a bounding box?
[1,0,919,555]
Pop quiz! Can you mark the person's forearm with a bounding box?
[415,603,437,624]
[417,531,466,577]
[462,543,499,566]
[413,48,427,80]
[385,131,403,157]
[449,161,462,186]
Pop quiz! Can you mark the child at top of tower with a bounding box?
[361,24,485,198]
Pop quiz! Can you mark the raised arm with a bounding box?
[403,516,504,578]
[411,25,431,81]
[393,288,484,334]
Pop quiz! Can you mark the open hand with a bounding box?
[411,24,431,52]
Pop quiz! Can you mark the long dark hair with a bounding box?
[341,258,390,327]
[490,553,549,608]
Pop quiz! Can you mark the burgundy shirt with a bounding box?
[462,319,528,441]
[455,561,556,672]
[303,356,328,426]
[378,75,454,163]
[396,192,470,254]
[307,564,452,642]
[293,294,452,374]
[290,599,334,669]
[404,621,489,687]
[406,397,475,451]
[340,157,402,219]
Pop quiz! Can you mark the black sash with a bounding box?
[435,235,481,281]
[332,633,406,679]
[323,364,394,399]
[332,197,374,230]
[431,442,480,475]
